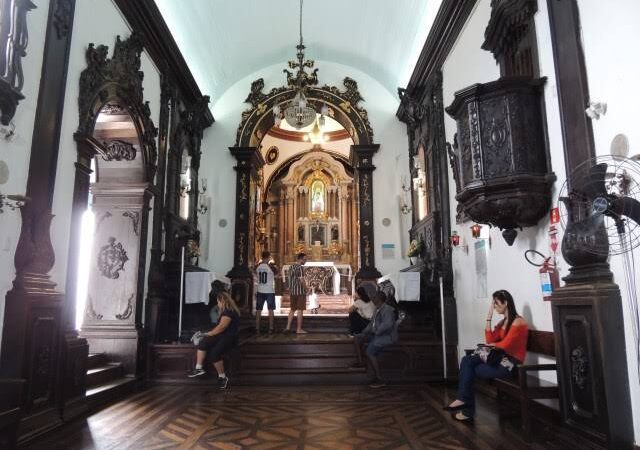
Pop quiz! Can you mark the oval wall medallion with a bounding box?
[382,218,391,226]
[219,219,228,228]
[265,146,279,165]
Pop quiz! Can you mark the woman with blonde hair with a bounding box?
[188,291,241,389]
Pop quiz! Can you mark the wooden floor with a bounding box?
[21,384,591,450]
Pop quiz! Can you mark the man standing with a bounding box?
[284,252,308,334]
[255,251,278,334]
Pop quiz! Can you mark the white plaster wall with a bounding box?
[579,0,640,440]
[442,0,566,378]
[0,0,50,357]
[200,61,410,285]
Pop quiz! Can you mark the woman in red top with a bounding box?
[445,290,529,421]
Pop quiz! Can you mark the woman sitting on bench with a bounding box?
[445,289,529,421]
[188,291,240,390]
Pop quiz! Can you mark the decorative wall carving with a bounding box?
[236,77,373,147]
[115,294,134,320]
[52,0,74,39]
[102,140,137,161]
[123,210,140,235]
[571,346,588,390]
[77,33,158,181]
[97,237,129,279]
[482,0,538,77]
[0,0,36,125]
[446,77,555,245]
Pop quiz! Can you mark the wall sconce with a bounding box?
[450,230,468,253]
[470,223,482,239]
[0,193,28,213]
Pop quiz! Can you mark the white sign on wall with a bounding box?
[474,240,488,299]
[381,243,395,259]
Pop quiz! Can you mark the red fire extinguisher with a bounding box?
[539,257,560,298]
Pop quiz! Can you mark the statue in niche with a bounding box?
[310,224,326,246]
[297,225,305,242]
[311,179,324,213]
[331,225,339,241]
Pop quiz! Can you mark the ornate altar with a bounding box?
[282,262,352,295]
[262,150,358,267]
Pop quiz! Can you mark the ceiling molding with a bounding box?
[113,0,214,125]
[396,0,477,118]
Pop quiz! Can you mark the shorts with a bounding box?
[256,293,276,310]
[197,333,238,362]
[290,294,306,311]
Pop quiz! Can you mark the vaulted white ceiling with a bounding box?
[155,0,441,109]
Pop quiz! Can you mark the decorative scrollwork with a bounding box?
[361,174,371,205]
[102,139,136,161]
[115,294,134,320]
[78,34,158,181]
[122,210,140,236]
[235,77,373,147]
[52,0,74,39]
[571,346,589,390]
[85,296,103,320]
[97,237,128,279]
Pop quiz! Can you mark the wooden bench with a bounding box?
[494,330,558,439]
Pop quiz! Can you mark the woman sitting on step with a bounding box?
[444,289,528,421]
[348,285,376,336]
[188,291,241,389]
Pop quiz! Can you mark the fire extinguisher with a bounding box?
[539,257,560,298]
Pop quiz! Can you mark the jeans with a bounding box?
[457,354,513,417]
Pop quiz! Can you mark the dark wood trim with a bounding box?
[546,0,595,183]
[113,0,213,124]
[397,0,477,115]
[26,0,76,212]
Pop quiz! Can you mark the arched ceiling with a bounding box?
[154,0,441,108]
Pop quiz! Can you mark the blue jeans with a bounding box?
[457,354,513,417]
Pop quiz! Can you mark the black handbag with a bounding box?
[485,347,506,366]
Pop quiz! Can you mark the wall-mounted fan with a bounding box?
[558,155,640,257]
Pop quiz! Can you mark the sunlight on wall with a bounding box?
[75,209,95,330]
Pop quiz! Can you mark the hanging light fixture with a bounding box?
[273,0,327,130]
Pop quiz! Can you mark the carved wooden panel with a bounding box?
[27,311,60,411]
[556,307,607,441]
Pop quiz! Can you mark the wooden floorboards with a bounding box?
[20,383,599,450]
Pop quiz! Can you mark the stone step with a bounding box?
[86,363,124,389]
[235,367,368,386]
[87,353,108,370]
[240,353,358,370]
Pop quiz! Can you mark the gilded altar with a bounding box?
[258,150,358,268]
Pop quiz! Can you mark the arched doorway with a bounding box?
[228,76,381,316]
[67,34,158,375]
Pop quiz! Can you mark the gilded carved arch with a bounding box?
[76,33,159,183]
[236,77,374,147]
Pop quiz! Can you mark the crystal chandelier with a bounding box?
[273,0,327,130]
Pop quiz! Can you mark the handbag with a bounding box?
[473,344,506,366]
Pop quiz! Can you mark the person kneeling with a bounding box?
[353,290,397,388]
[444,289,528,421]
[188,291,241,390]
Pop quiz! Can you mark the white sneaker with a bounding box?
[188,368,205,378]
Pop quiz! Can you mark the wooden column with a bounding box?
[547,1,633,448]
[227,147,264,316]
[0,0,80,438]
[286,184,295,258]
[279,189,286,263]
[350,145,381,280]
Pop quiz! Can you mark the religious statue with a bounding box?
[311,180,324,213]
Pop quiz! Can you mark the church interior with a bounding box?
[1,0,639,448]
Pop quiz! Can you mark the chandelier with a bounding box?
[273,0,327,130]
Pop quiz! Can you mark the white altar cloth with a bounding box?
[397,272,421,302]
[185,271,230,305]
